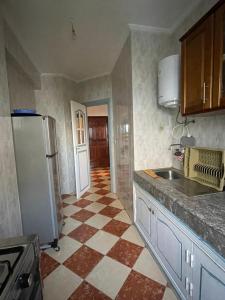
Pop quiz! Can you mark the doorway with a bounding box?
[84,98,115,194]
[87,105,110,169]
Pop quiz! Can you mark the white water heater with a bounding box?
[158,54,180,108]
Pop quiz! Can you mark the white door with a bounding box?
[71,101,90,199]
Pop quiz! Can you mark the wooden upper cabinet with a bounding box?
[181,15,214,115]
[181,0,225,115]
[213,1,225,109]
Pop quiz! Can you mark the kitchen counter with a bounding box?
[134,170,225,259]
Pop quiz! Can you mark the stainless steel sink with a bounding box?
[153,168,218,196]
[154,169,182,180]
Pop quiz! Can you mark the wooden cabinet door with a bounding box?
[181,15,214,115]
[156,210,192,299]
[213,2,225,109]
[192,245,225,300]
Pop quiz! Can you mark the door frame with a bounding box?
[84,98,116,193]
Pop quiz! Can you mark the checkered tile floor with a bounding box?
[41,168,178,300]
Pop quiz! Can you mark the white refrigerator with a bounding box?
[12,115,63,250]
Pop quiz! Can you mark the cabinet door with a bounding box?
[193,246,225,300]
[135,187,157,246]
[181,15,214,115]
[213,2,225,109]
[136,193,152,241]
[156,210,192,298]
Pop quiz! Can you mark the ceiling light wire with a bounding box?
[71,22,77,40]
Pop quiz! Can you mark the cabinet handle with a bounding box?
[148,208,152,213]
[185,249,190,264]
[202,82,208,104]
[152,210,155,215]
[189,282,194,297]
[190,254,194,268]
[185,277,189,291]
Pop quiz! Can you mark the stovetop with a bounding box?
[0,235,40,300]
[0,246,25,295]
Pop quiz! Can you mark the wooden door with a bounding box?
[181,15,214,115]
[88,116,109,168]
[213,2,225,109]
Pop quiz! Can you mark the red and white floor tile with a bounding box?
[41,168,178,300]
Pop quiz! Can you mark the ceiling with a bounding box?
[2,0,200,82]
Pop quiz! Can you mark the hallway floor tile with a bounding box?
[42,168,178,300]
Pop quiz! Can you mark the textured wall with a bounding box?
[3,21,40,112]
[0,18,10,116]
[6,51,36,111]
[112,36,134,219]
[131,30,174,171]
[61,77,77,194]
[77,75,112,103]
[0,12,22,238]
[35,74,77,194]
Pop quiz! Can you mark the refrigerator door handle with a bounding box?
[46,152,58,158]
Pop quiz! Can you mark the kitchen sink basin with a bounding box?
[153,168,218,196]
[154,169,182,180]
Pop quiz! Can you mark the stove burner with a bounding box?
[0,246,24,295]
[0,260,12,274]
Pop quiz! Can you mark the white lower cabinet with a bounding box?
[135,188,156,246]
[156,210,192,299]
[134,183,225,300]
[192,245,225,300]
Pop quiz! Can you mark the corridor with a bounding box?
[41,168,177,300]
